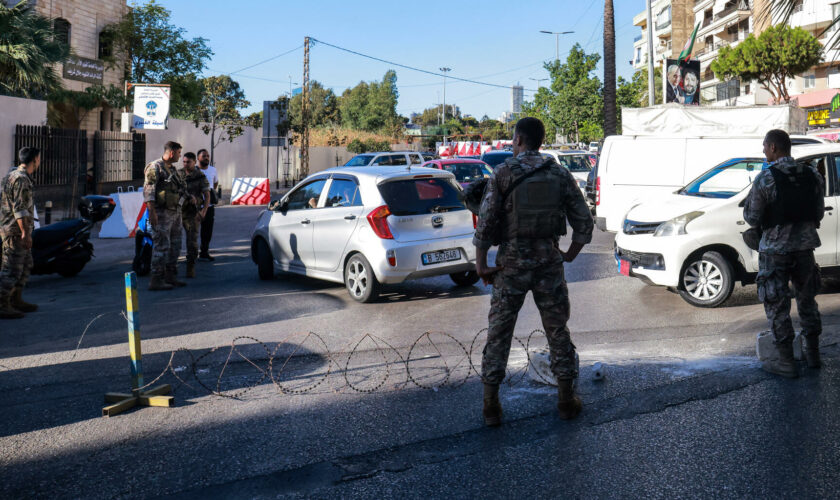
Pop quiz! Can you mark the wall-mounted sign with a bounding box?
[132,85,170,130]
[63,56,104,84]
[808,108,830,126]
[831,93,840,113]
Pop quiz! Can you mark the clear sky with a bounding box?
[155,0,646,120]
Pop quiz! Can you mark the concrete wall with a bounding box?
[0,95,48,167]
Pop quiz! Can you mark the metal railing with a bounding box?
[93,131,146,183]
[14,125,87,186]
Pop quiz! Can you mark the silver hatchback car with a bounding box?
[251,166,479,302]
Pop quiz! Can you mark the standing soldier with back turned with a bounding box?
[144,141,188,291]
[178,152,210,278]
[0,147,40,319]
[474,117,593,426]
[744,129,824,378]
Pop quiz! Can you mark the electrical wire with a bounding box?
[228,44,304,75]
[310,37,538,92]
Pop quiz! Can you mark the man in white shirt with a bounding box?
[196,149,219,261]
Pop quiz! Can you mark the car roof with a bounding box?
[791,143,840,156]
[320,165,455,181]
[542,149,590,155]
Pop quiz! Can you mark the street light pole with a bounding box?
[646,0,656,106]
[539,30,574,62]
[529,77,549,88]
[439,67,451,144]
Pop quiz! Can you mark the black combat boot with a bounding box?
[148,275,174,291]
[762,342,799,378]
[483,383,503,427]
[557,379,582,420]
[11,287,37,312]
[165,268,186,287]
[186,261,196,278]
[803,334,821,369]
[0,295,24,319]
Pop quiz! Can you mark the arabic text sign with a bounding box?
[63,56,104,84]
[132,85,170,130]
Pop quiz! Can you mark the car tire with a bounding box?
[255,239,274,281]
[678,251,734,308]
[450,271,480,287]
[345,253,380,303]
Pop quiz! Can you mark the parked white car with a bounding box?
[614,144,840,307]
[345,151,425,167]
[541,150,595,193]
[589,142,600,153]
[251,166,479,302]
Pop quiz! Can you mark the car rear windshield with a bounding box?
[346,154,374,166]
[378,177,466,215]
[442,163,492,183]
[556,154,592,173]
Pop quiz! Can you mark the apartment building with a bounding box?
[632,0,695,70]
[632,0,840,116]
[6,0,129,131]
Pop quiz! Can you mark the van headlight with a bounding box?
[653,211,704,237]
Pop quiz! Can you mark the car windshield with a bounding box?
[482,152,512,168]
[378,177,465,215]
[680,159,767,198]
[556,154,592,173]
[345,154,375,166]
[441,163,493,183]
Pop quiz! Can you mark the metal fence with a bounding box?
[14,125,87,186]
[93,131,146,183]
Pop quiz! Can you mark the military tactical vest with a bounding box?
[154,162,186,211]
[762,165,823,229]
[502,159,567,240]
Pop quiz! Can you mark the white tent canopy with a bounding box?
[621,104,807,137]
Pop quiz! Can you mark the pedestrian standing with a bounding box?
[178,152,210,278]
[144,141,188,291]
[474,117,594,426]
[0,147,40,319]
[744,129,824,377]
[196,149,218,261]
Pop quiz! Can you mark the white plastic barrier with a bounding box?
[231,177,270,205]
[99,187,146,238]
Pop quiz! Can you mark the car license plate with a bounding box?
[422,249,461,265]
[618,258,631,276]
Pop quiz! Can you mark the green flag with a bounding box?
[678,23,701,63]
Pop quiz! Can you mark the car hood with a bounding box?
[625,192,739,223]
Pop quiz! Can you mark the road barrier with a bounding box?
[231,177,270,205]
[99,189,146,238]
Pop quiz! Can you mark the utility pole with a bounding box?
[440,67,451,144]
[301,36,310,180]
[539,30,574,62]
[645,0,656,106]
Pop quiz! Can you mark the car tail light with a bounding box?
[595,177,601,206]
[386,249,397,267]
[472,213,477,229]
[367,205,394,239]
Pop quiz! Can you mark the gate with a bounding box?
[14,125,87,186]
[94,131,147,183]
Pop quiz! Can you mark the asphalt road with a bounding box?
[2,205,840,498]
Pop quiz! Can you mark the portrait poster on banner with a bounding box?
[132,85,171,130]
[664,59,701,106]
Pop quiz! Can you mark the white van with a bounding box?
[594,135,827,233]
[614,144,840,307]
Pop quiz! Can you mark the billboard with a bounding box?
[664,59,701,106]
[132,85,170,130]
[262,100,289,147]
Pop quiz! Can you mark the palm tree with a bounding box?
[603,0,617,137]
[765,1,839,52]
[0,0,69,99]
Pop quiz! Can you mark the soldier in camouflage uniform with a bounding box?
[178,152,210,278]
[744,129,824,378]
[474,118,593,426]
[0,147,40,319]
[144,141,188,291]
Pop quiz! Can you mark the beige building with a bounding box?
[21,0,128,131]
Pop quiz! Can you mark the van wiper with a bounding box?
[431,205,462,213]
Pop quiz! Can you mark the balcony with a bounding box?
[789,0,834,32]
[655,19,672,32]
[699,1,751,37]
[634,34,643,43]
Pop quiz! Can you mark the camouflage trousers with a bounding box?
[0,232,33,299]
[151,209,182,277]
[482,263,577,384]
[182,211,201,264]
[757,250,822,345]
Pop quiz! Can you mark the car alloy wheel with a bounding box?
[345,254,380,303]
[678,251,734,308]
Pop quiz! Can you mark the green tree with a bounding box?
[50,84,131,128]
[192,75,251,163]
[102,0,213,119]
[413,104,459,127]
[339,70,401,134]
[288,81,338,132]
[0,1,70,98]
[711,24,823,104]
[346,138,391,154]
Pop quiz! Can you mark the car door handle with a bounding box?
[826,206,834,211]
[301,219,311,225]
[344,215,357,220]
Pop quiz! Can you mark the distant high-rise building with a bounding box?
[511,84,524,115]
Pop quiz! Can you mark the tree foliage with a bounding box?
[102,0,213,119]
[412,105,460,127]
[50,84,131,128]
[340,70,401,134]
[711,24,823,104]
[346,138,392,154]
[192,75,251,162]
[0,0,69,98]
[288,81,338,133]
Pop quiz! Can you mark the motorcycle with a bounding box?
[29,195,115,277]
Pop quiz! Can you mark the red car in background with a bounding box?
[420,158,494,187]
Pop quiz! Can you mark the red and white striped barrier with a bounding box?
[231,177,270,205]
[99,189,146,238]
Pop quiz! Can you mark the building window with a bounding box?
[98,30,113,59]
[53,18,70,46]
[804,74,816,89]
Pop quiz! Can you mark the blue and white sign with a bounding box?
[132,85,170,130]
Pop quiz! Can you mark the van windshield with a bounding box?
[680,159,766,198]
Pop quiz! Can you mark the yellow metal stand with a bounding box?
[102,272,175,417]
